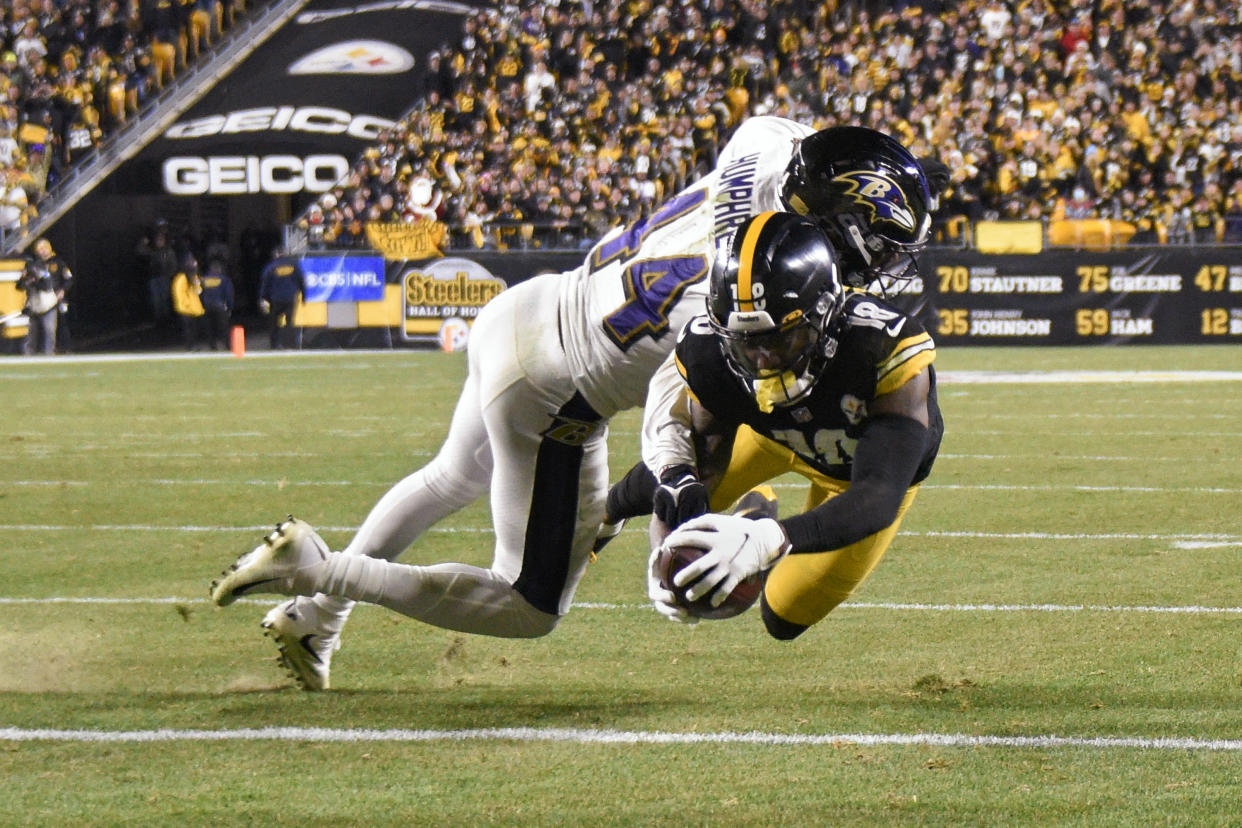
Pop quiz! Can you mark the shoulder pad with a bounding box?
[677,313,714,344]
[674,314,725,370]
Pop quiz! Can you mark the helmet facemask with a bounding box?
[718,318,818,380]
[823,210,924,293]
[711,290,840,412]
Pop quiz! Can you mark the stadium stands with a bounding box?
[0,0,253,241]
[6,0,1242,251]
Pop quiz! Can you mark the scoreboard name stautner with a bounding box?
[969,275,1063,293]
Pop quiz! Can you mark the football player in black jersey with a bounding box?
[630,210,943,640]
[595,125,938,554]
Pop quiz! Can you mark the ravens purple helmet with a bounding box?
[781,126,932,287]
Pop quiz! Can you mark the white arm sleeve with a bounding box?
[640,351,697,475]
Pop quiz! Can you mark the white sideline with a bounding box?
[3,353,1240,381]
[936,370,1242,383]
[1,725,1239,751]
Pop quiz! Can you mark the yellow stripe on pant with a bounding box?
[709,425,919,629]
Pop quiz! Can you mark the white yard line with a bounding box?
[1,725,1239,751]
[4,480,1242,493]
[2,596,1241,615]
[4,524,1239,543]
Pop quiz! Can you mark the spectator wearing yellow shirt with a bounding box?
[171,254,205,351]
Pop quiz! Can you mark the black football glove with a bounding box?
[652,463,709,529]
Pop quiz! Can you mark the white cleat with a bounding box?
[210,517,330,607]
[261,599,339,691]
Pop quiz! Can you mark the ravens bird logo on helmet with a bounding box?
[830,170,920,235]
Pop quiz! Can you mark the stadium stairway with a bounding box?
[2,0,311,257]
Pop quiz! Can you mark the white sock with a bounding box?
[306,556,558,639]
[313,553,395,606]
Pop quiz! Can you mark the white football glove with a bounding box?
[646,545,697,625]
[666,513,791,607]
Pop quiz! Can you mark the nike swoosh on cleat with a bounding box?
[298,635,325,665]
[232,578,282,596]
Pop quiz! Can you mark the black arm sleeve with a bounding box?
[605,460,659,522]
[779,414,927,554]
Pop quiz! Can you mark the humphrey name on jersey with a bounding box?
[713,151,761,235]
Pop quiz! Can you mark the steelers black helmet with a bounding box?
[781,126,932,286]
[708,212,844,409]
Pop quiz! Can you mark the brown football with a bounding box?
[657,543,763,620]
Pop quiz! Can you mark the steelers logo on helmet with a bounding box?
[780,126,932,289]
[707,212,844,412]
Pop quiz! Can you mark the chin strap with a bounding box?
[844,220,873,266]
[753,372,795,413]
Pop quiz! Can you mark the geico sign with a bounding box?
[163,155,349,194]
[165,106,395,141]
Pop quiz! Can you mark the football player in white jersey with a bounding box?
[209,119,930,690]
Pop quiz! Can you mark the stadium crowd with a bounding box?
[5,0,1242,250]
[0,0,246,237]
[294,0,1242,251]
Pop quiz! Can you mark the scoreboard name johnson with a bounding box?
[937,308,1052,337]
[970,316,1052,336]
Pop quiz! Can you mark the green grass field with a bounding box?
[2,345,1241,826]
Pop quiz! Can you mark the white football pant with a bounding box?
[292,273,610,638]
